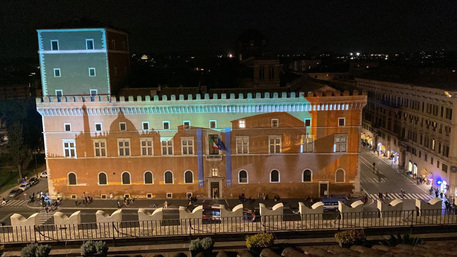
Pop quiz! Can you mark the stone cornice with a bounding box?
[36,91,367,116]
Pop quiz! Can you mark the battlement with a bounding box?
[37,90,366,104]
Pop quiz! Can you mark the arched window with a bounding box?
[98,172,107,185]
[68,172,77,185]
[164,171,173,184]
[121,171,131,185]
[303,169,312,182]
[144,171,153,184]
[270,169,280,183]
[335,169,345,183]
[239,170,248,184]
[184,170,193,184]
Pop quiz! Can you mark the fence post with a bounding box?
[33,225,38,243]
[112,222,116,247]
[188,219,192,237]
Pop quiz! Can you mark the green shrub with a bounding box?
[200,237,214,250]
[189,237,214,252]
[189,238,201,251]
[245,233,274,249]
[20,244,51,257]
[81,240,108,256]
[334,229,366,245]
[382,234,423,246]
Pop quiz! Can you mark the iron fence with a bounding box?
[1,209,455,244]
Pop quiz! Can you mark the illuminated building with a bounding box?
[358,77,457,198]
[36,28,367,199]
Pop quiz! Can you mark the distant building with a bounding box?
[36,28,367,200]
[0,84,31,100]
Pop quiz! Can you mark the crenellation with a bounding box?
[238,93,244,99]
[265,92,270,98]
[187,94,193,100]
[247,93,252,99]
[281,92,287,98]
[162,95,168,101]
[170,95,176,101]
[153,95,159,101]
[230,93,235,99]
[204,93,210,100]
[221,93,226,99]
[212,93,218,99]
[137,96,142,101]
[145,95,151,101]
[256,93,261,98]
[128,96,134,102]
[119,96,125,102]
[179,94,184,100]
[343,90,350,96]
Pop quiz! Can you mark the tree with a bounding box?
[7,122,31,181]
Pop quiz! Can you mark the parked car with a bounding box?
[8,188,23,198]
[40,171,48,178]
[28,177,39,186]
[19,182,31,191]
[202,204,221,221]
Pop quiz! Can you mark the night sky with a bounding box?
[1,0,456,59]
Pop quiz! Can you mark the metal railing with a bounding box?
[1,209,455,244]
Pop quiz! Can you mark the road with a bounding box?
[359,146,434,210]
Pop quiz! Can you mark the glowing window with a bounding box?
[239,119,246,128]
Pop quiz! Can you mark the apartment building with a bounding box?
[357,78,457,197]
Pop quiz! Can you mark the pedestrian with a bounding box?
[378,192,383,199]
[164,201,168,208]
[372,162,376,173]
[117,201,122,208]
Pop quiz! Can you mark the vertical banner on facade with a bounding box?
[197,128,204,187]
[225,128,232,187]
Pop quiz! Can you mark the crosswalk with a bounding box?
[369,192,434,201]
[1,200,28,207]
[38,210,55,224]
[361,177,388,183]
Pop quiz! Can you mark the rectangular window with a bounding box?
[86,39,94,50]
[301,135,314,153]
[209,120,217,129]
[236,136,249,154]
[64,123,71,132]
[118,139,130,156]
[334,134,348,152]
[88,67,96,77]
[304,119,311,127]
[437,160,440,168]
[95,123,102,131]
[431,157,434,165]
[181,137,194,155]
[53,68,61,77]
[63,139,76,158]
[183,121,190,130]
[163,121,170,130]
[141,138,153,156]
[161,140,173,155]
[55,90,63,102]
[119,122,126,131]
[51,40,59,50]
[259,67,265,80]
[269,135,281,153]
[94,140,106,157]
[239,119,246,128]
[142,121,149,131]
[338,117,346,127]
[271,119,279,128]
[443,164,448,173]
[425,153,428,161]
